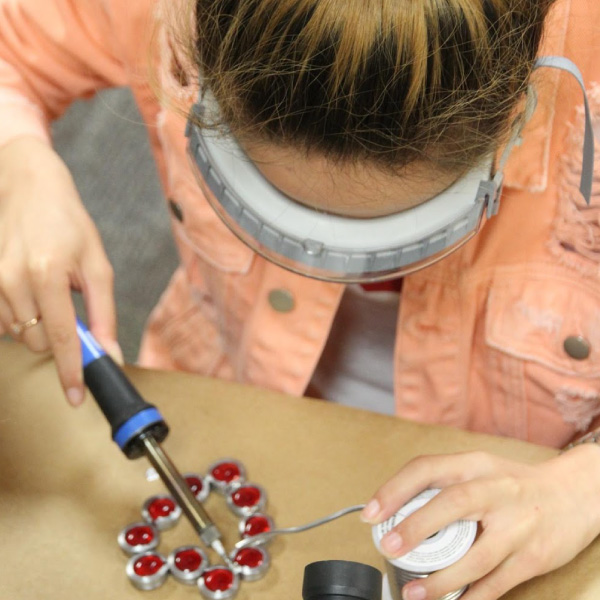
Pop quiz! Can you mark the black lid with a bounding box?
[302,560,382,600]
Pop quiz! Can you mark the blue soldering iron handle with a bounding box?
[76,318,168,459]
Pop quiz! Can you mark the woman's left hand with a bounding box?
[361,445,600,600]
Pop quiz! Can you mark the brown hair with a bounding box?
[180,0,557,173]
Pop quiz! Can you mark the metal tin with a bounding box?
[373,489,477,600]
[141,494,182,530]
[238,513,275,543]
[126,551,169,591]
[184,472,211,503]
[206,458,246,494]
[118,522,160,556]
[231,546,270,582]
[168,545,209,585]
[382,568,468,600]
[198,566,240,599]
[226,482,267,518]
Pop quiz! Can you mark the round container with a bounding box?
[207,459,246,494]
[126,551,169,591]
[231,546,270,581]
[303,560,382,600]
[184,472,211,503]
[142,494,182,530]
[168,545,209,584]
[226,482,267,518]
[239,513,275,542]
[372,489,477,600]
[198,566,240,599]
[118,522,159,556]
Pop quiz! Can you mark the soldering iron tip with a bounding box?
[212,539,231,565]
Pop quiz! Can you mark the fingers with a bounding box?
[81,249,122,364]
[379,482,491,558]
[400,531,514,600]
[363,452,503,524]
[457,554,534,600]
[0,294,11,337]
[0,267,49,349]
[0,137,120,403]
[30,266,84,406]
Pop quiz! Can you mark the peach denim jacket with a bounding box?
[1,0,599,448]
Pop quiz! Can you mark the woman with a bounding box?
[0,1,599,598]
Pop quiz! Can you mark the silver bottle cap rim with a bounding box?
[198,565,241,600]
[118,522,160,555]
[231,546,271,581]
[168,545,209,584]
[126,551,169,591]
[142,494,183,531]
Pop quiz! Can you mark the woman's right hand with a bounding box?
[0,136,121,405]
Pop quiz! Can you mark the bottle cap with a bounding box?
[126,551,169,591]
[239,513,275,542]
[231,546,270,581]
[118,522,159,555]
[206,459,246,494]
[141,494,182,530]
[198,566,240,599]
[184,472,211,502]
[168,545,209,584]
[226,482,267,518]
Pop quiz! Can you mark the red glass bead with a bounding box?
[147,497,176,520]
[125,525,155,546]
[174,548,203,572]
[133,554,164,577]
[232,486,261,507]
[234,548,264,569]
[212,462,241,483]
[186,476,204,496]
[203,568,234,592]
[243,515,271,537]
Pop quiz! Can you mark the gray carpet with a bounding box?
[52,88,179,362]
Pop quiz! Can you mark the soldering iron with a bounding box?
[76,318,228,562]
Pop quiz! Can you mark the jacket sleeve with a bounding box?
[0,0,134,147]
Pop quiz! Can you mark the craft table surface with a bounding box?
[1,339,599,599]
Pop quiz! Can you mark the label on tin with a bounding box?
[372,488,477,573]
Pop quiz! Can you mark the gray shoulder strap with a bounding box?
[534,56,595,205]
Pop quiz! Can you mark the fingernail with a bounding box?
[67,387,84,406]
[403,584,426,600]
[361,499,381,522]
[381,531,403,555]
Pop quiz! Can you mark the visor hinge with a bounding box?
[480,178,502,219]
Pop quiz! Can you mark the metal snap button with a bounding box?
[268,289,295,313]
[563,335,591,360]
[168,198,184,222]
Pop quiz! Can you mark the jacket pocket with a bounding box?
[485,268,600,446]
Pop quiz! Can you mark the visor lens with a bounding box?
[185,114,494,283]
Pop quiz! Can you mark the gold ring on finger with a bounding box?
[10,315,42,336]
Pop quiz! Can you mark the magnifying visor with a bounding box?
[185,102,502,283]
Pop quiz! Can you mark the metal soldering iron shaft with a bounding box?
[140,433,228,561]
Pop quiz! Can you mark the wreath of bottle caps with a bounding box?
[118,458,274,598]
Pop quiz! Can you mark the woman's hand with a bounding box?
[362,445,600,600]
[0,136,121,404]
